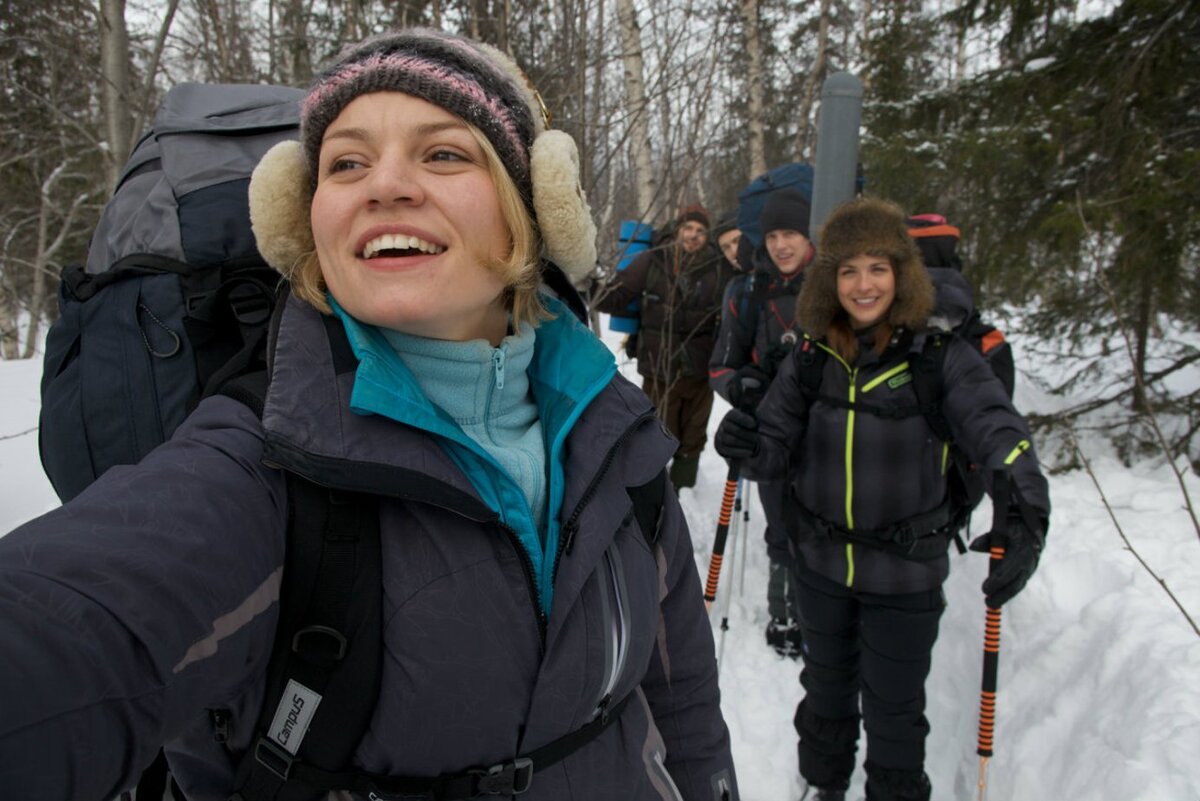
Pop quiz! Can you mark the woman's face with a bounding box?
[311,92,510,344]
[836,253,896,329]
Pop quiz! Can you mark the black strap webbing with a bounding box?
[794,498,955,561]
[233,478,382,801]
[249,692,634,801]
[628,470,667,548]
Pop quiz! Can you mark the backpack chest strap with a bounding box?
[236,692,633,800]
[794,498,955,561]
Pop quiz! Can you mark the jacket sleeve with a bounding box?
[594,250,654,315]
[708,276,756,403]
[0,397,288,801]
[939,337,1050,518]
[737,343,810,482]
[639,484,739,801]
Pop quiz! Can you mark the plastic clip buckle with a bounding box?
[472,758,534,795]
[254,737,294,781]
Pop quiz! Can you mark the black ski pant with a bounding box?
[759,477,800,620]
[791,565,943,796]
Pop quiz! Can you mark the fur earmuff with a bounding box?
[531,130,597,281]
[248,140,313,278]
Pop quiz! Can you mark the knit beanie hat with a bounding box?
[677,203,711,230]
[797,197,935,335]
[907,213,963,272]
[248,28,597,284]
[711,209,738,239]
[759,188,811,239]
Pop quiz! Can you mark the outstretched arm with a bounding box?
[0,397,288,801]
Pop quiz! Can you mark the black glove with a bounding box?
[726,365,770,411]
[715,408,760,461]
[969,515,1045,608]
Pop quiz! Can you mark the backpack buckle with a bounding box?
[891,524,916,547]
[292,624,348,662]
[472,758,534,795]
[253,736,294,781]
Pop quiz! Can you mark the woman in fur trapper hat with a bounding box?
[715,197,1049,801]
[0,29,738,801]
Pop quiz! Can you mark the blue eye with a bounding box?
[329,157,363,173]
[430,149,468,163]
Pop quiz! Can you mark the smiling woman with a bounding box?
[310,94,512,342]
[0,28,738,801]
[714,196,1050,801]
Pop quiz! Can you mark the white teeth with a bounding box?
[361,233,445,258]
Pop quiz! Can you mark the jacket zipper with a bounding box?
[556,409,658,568]
[498,520,548,651]
[844,366,858,587]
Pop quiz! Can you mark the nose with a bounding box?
[367,157,424,206]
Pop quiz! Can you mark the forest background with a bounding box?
[0,0,1196,472]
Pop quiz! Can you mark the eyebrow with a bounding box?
[323,119,469,145]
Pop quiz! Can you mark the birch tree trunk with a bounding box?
[795,0,832,161]
[741,0,767,179]
[22,164,87,359]
[99,0,132,193]
[616,0,658,222]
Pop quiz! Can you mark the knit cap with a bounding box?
[759,188,811,239]
[711,209,738,239]
[677,203,711,230]
[248,28,597,283]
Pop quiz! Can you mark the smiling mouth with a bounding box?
[360,233,446,259]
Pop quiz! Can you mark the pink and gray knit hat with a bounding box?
[301,30,539,201]
[249,28,598,285]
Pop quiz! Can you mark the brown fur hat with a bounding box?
[797,197,936,335]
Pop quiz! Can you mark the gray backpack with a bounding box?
[38,82,304,502]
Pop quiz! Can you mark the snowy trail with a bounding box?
[2,341,1199,800]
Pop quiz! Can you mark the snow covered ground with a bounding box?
[2,324,1198,800]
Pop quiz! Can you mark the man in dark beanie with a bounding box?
[712,210,744,272]
[597,203,734,490]
[709,185,814,657]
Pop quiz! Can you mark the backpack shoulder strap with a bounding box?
[234,477,382,801]
[794,335,827,401]
[627,469,668,548]
[911,333,953,443]
[217,315,385,801]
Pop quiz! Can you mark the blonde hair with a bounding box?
[290,123,548,329]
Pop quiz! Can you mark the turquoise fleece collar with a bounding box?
[329,294,617,616]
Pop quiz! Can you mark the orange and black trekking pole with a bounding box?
[976,544,1004,801]
[976,472,1011,801]
[704,461,740,614]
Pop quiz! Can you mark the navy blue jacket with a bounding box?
[0,295,737,801]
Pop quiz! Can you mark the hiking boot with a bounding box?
[787,620,804,657]
[669,452,700,489]
[799,784,847,801]
[766,617,802,658]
